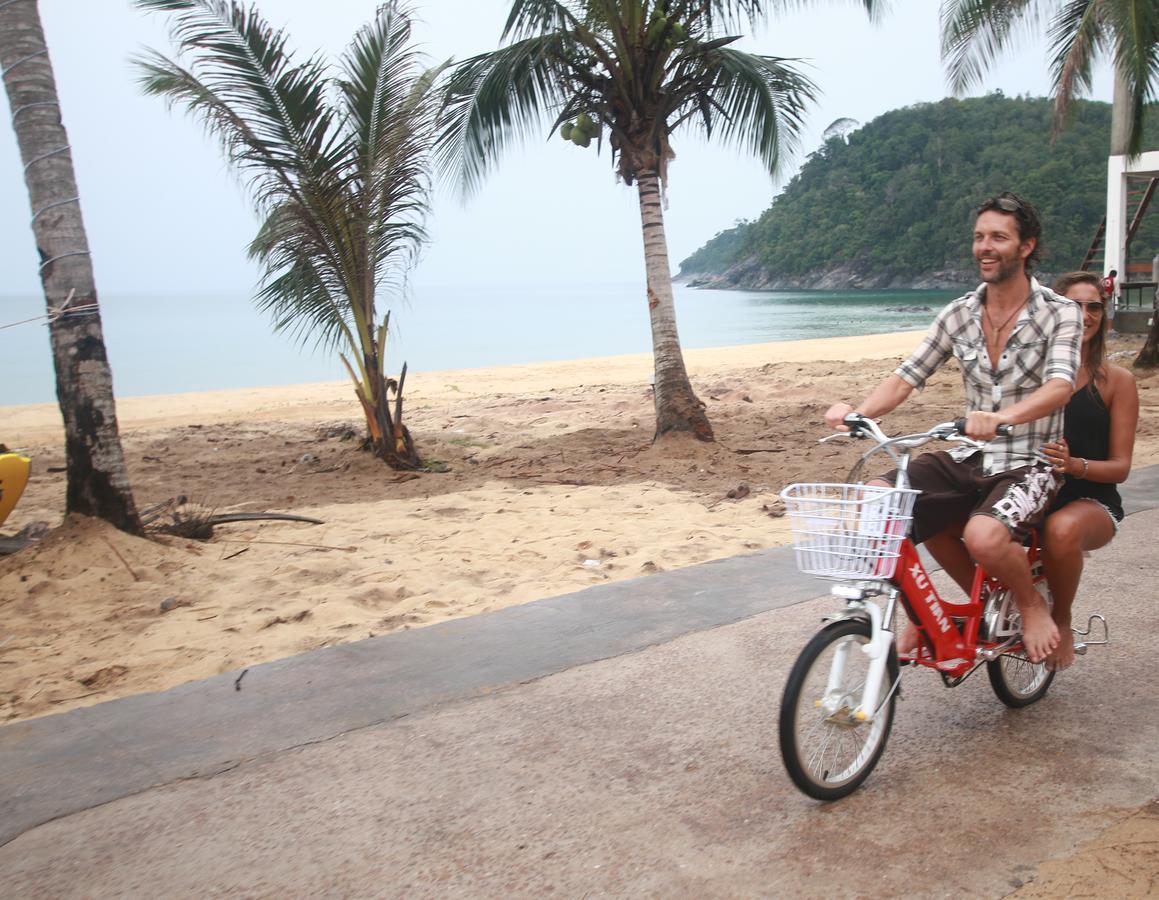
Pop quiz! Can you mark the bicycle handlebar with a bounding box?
[951,418,1013,439]
[829,413,1012,468]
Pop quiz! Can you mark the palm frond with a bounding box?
[686,49,817,176]
[1045,0,1103,131]
[247,202,359,354]
[578,0,635,70]
[941,0,1158,155]
[136,0,342,192]
[337,3,441,326]
[502,0,585,41]
[1102,0,1159,155]
[940,0,1043,94]
[665,1,768,32]
[436,35,572,197]
[759,0,888,20]
[133,0,356,297]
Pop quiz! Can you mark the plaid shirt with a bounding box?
[895,278,1082,474]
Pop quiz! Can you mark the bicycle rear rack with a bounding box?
[1073,613,1109,655]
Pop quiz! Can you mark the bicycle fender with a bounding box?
[822,606,872,625]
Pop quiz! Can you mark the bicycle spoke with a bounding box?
[796,639,882,783]
[781,621,899,797]
[808,721,838,775]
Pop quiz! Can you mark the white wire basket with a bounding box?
[780,483,920,579]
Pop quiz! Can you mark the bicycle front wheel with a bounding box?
[778,618,898,801]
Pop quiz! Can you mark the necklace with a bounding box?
[985,302,1023,335]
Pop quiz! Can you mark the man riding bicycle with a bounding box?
[825,192,1083,663]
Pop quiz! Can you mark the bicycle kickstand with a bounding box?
[1072,613,1110,655]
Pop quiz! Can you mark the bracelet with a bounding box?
[1075,457,1088,479]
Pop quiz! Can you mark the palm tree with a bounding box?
[0,0,142,534]
[135,0,445,468]
[943,1,1159,368]
[438,1,883,442]
[941,0,1159,156]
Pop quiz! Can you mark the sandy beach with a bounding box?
[3,328,1158,724]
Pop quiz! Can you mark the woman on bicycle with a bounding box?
[1039,272,1138,670]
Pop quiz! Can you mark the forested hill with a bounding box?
[679,95,1158,290]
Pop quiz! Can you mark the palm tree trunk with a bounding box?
[1116,66,1159,368]
[635,169,713,442]
[1135,323,1159,368]
[370,365,421,469]
[1,0,141,533]
[1109,65,1131,157]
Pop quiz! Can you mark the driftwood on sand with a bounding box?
[0,522,50,555]
[0,500,324,555]
[141,497,324,539]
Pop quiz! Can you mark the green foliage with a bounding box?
[436,0,849,194]
[136,0,442,468]
[680,95,1159,282]
[680,219,752,274]
[942,0,1159,157]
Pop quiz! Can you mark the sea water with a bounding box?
[0,283,952,406]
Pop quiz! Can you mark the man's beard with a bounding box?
[977,252,1023,284]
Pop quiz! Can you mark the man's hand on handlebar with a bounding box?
[963,410,1007,441]
[824,402,856,431]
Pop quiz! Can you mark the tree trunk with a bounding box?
[1135,320,1159,367]
[1135,295,1159,368]
[1109,64,1131,157]
[635,169,713,442]
[370,361,421,469]
[1,0,141,533]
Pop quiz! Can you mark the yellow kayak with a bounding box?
[0,453,30,527]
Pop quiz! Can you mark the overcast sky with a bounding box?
[1,0,1114,299]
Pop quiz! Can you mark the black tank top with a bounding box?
[1052,382,1124,520]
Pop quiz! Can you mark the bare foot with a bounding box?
[1045,629,1075,672]
[896,623,920,655]
[1019,603,1060,663]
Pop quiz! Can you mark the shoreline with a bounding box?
[4,329,925,443]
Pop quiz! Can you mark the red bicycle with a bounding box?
[777,414,1108,801]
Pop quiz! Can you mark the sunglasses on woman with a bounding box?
[1074,300,1105,314]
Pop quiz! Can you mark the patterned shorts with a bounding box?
[880,450,1061,544]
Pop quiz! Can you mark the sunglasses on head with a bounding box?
[980,192,1024,214]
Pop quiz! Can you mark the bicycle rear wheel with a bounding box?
[778,618,898,801]
[987,653,1054,707]
[983,587,1055,707]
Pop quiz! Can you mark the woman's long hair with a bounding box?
[1052,271,1107,390]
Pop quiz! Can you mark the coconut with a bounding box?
[561,122,574,140]
[572,131,591,148]
[646,14,667,45]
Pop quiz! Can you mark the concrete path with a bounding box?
[0,533,829,845]
[1,468,1158,896]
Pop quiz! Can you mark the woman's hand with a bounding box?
[1042,438,1072,474]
